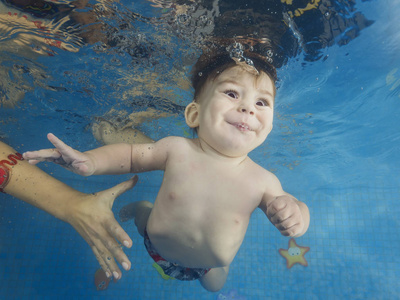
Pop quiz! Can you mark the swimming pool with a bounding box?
[1,0,399,299]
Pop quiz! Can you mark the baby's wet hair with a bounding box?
[191,49,277,101]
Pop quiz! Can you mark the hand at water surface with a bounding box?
[23,133,96,176]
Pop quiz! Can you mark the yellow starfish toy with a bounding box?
[279,238,310,269]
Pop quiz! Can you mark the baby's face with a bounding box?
[195,66,275,157]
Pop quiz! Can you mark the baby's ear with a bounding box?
[185,102,200,128]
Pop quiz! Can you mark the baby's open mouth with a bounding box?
[230,122,253,131]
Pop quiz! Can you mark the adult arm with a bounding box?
[1,140,136,280]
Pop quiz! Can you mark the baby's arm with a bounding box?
[23,133,132,176]
[259,174,310,237]
[23,133,172,175]
[77,135,172,174]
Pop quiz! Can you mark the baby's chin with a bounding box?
[198,133,268,158]
[212,143,260,158]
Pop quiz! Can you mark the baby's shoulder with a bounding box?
[156,136,195,153]
[247,160,282,189]
[159,136,193,147]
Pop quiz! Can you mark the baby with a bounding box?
[23,50,310,292]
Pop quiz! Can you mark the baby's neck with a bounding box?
[195,138,249,166]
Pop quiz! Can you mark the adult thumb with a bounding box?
[100,175,139,205]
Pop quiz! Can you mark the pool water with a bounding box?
[1,0,400,299]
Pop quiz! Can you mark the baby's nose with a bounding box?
[239,105,254,115]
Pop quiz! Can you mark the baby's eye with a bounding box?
[256,99,270,107]
[224,90,239,99]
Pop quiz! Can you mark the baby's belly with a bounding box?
[146,210,248,268]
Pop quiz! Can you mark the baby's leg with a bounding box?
[92,120,153,145]
[119,201,153,237]
[92,108,170,145]
[199,266,229,292]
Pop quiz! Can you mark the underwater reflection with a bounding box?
[145,0,373,67]
[0,0,373,65]
[0,0,373,113]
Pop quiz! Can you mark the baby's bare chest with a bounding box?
[160,157,264,215]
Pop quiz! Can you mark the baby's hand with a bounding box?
[23,133,95,176]
[266,195,305,237]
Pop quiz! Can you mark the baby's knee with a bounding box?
[134,201,153,234]
[199,266,229,292]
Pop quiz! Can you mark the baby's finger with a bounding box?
[266,200,287,219]
[25,158,41,165]
[47,133,72,153]
[270,209,292,225]
[275,217,296,231]
[278,219,304,237]
[23,148,62,161]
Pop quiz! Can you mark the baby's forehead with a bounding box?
[214,66,273,88]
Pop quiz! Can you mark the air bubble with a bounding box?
[244,58,255,67]
[226,42,260,74]
[227,42,245,60]
[200,15,208,23]
[177,14,189,24]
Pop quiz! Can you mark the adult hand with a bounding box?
[65,175,138,280]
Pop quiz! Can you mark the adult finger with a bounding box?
[75,221,125,279]
[90,232,125,280]
[101,175,139,200]
[90,217,132,272]
[103,214,132,249]
[91,245,113,279]
[97,176,139,212]
[103,218,132,267]
[101,177,139,247]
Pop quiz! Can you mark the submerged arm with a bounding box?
[23,133,170,175]
[85,136,172,174]
[259,173,310,237]
[1,140,136,280]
